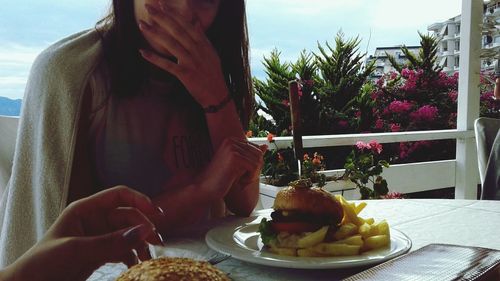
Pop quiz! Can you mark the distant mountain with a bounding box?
[0,97,22,116]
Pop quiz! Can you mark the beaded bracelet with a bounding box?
[202,93,233,113]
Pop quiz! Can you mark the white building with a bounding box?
[428,1,500,74]
[366,46,420,79]
[482,0,500,72]
[428,15,462,73]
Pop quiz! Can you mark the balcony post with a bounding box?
[456,0,482,199]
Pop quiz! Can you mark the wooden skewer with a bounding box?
[289,80,303,177]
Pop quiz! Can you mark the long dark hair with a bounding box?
[96,0,253,129]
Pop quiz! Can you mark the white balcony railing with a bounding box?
[250,129,477,198]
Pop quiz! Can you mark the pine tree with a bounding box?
[251,32,375,136]
[314,32,376,133]
[386,32,441,78]
[253,49,296,136]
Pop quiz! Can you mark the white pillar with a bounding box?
[456,0,482,199]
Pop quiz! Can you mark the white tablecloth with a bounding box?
[88,199,500,281]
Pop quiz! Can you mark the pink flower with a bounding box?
[480,91,494,101]
[401,68,412,78]
[368,140,383,154]
[448,91,458,103]
[389,71,398,80]
[282,100,290,107]
[376,77,385,87]
[399,69,420,92]
[375,119,384,129]
[410,105,439,123]
[355,111,362,118]
[390,123,401,132]
[389,100,413,114]
[383,192,404,199]
[356,141,371,151]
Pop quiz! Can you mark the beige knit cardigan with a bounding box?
[0,29,102,267]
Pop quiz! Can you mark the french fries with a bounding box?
[313,243,361,256]
[333,235,364,246]
[297,226,328,248]
[266,195,391,257]
[364,235,390,250]
[333,223,358,240]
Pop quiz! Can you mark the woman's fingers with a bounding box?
[138,21,192,64]
[140,49,181,75]
[106,207,164,246]
[231,140,263,163]
[135,243,153,262]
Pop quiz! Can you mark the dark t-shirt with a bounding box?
[88,78,213,198]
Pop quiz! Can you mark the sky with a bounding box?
[0,0,461,100]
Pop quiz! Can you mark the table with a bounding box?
[88,199,500,281]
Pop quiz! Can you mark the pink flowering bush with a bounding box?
[343,140,390,199]
[369,67,499,163]
[410,105,439,123]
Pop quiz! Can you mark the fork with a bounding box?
[207,253,231,265]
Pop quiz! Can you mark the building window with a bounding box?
[455,57,460,67]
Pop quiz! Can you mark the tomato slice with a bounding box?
[271,222,322,233]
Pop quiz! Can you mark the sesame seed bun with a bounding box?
[273,185,342,219]
[116,257,230,281]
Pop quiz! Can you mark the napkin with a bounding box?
[343,244,500,281]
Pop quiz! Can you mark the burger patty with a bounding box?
[270,210,339,226]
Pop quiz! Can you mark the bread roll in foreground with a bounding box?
[116,257,230,281]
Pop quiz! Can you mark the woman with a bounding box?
[0,0,264,267]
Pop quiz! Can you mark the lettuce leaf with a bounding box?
[258,218,277,246]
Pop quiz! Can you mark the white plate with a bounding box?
[205,213,412,269]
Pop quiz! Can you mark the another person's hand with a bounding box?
[138,3,229,108]
[0,186,165,281]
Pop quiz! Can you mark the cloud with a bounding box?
[369,0,461,30]
[248,0,364,17]
[0,43,42,99]
[0,44,41,65]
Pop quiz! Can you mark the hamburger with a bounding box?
[116,257,230,281]
[258,179,344,249]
